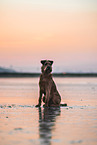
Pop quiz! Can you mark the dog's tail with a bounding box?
[60,103,67,107]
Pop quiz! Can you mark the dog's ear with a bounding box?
[41,60,46,65]
[49,60,53,65]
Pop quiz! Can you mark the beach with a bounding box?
[0,77,97,145]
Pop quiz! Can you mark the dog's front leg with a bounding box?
[35,89,42,107]
[45,88,50,107]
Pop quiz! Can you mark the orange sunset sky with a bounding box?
[0,0,97,72]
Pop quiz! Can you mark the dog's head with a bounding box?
[41,60,53,74]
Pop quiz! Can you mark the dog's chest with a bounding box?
[40,78,48,87]
[39,77,50,93]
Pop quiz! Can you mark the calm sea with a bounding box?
[0,77,97,145]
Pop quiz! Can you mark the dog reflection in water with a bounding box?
[38,107,61,145]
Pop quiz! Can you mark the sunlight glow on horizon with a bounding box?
[0,0,97,72]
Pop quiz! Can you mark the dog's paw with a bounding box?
[43,104,45,107]
[35,104,40,107]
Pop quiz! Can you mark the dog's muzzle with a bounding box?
[47,66,50,70]
[44,65,51,73]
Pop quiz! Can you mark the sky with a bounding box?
[0,0,97,72]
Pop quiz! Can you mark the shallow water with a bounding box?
[0,77,97,145]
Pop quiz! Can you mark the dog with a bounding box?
[35,60,61,107]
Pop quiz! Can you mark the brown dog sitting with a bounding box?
[35,60,61,107]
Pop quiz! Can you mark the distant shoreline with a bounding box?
[0,72,97,77]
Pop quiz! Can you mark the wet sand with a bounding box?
[0,77,97,145]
